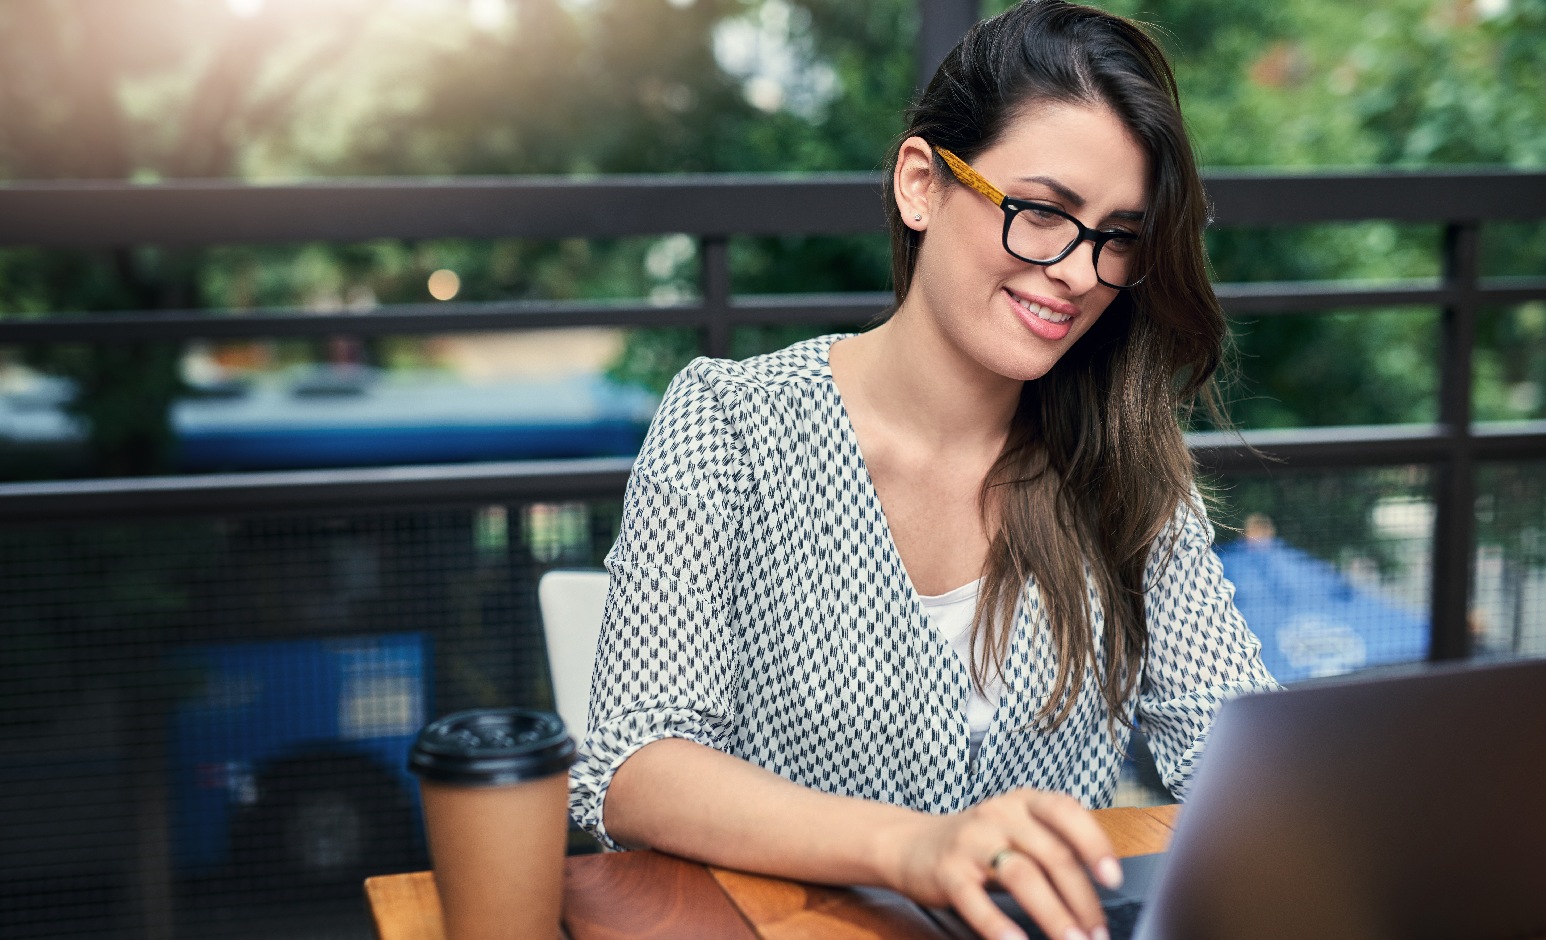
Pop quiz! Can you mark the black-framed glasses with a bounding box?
[934,146,1146,290]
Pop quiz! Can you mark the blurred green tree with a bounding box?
[0,0,1541,474]
[0,0,376,474]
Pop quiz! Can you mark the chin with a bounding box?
[989,350,1066,383]
[1008,333,1085,379]
[1011,363,1062,383]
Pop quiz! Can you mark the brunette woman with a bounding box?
[570,3,1277,938]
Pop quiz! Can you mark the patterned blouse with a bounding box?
[568,334,1277,849]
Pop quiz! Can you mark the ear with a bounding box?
[893,136,936,231]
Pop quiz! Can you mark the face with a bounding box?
[896,101,1150,382]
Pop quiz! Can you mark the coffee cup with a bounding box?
[409,708,576,940]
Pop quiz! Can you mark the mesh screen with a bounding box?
[0,498,617,940]
[1204,466,1434,684]
[1474,461,1546,658]
[2,463,1534,934]
[1117,466,1438,808]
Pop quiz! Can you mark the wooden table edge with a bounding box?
[362,804,1182,939]
[705,804,1181,938]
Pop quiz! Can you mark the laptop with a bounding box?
[933,656,1546,940]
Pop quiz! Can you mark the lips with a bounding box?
[1004,288,1076,341]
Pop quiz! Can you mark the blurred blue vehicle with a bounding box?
[0,367,657,474]
[169,633,430,882]
[174,368,656,471]
[1216,534,1429,684]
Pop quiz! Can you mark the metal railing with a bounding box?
[1,168,1545,663]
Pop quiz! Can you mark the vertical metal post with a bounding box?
[700,236,732,359]
[917,0,981,92]
[1429,221,1481,661]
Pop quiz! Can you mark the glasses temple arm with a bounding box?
[934,147,1006,207]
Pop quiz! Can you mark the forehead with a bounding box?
[973,102,1150,211]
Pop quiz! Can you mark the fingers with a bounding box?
[945,868,1031,940]
[993,848,1102,940]
[1023,791,1121,887]
[996,824,1106,937]
[906,791,1121,940]
[969,792,1117,940]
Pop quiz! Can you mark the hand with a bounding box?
[881,789,1123,940]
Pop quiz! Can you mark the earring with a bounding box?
[913,214,922,222]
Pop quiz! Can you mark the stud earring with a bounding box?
[913,214,922,222]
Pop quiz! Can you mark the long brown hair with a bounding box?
[885,0,1226,729]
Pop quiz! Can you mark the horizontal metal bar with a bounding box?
[0,175,889,247]
[3,423,1541,523]
[8,276,1540,346]
[0,457,634,522]
[1217,276,1546,315]
[1,170,1542,248]
[1215,279,1455,314]
[0,294,893,344]
[1203,169,1546,226]
[1472,420,1546,460]
[0,299,714,343]
[1191,422,1546,473]
[1476,276,1546,308]
[1189,424,1455,473]
[728,292,892,326]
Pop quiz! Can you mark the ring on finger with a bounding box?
[987,847,1017,876]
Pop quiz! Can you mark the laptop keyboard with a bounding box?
[941,854,1166,940]
[1007,897,1144,940]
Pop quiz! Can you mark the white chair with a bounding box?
[537,568,609,738]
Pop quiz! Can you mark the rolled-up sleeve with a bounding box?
[1138,497,1279,799]
[567,361,753,849]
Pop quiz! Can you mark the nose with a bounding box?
[1041,236,1102,295]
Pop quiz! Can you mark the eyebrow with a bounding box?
[1015,174,1147,222]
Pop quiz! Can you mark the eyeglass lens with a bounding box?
[1006,209,1140,288]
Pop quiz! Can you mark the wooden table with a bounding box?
[365,804,1180,940]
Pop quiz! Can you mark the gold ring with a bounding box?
[987,847,1016,875]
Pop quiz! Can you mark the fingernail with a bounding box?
[1063,928,1090,940]
[1096,855,1123,889]
[1091,927,1111,940]
[997,929,1028,940]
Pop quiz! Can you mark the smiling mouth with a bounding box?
[1008,292,1073,324]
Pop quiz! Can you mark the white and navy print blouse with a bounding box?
[568,334,1278,849]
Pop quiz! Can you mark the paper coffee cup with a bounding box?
[410,708,577,940]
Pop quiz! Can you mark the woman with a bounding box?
[569,3,1277,939]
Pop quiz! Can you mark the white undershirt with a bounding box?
[916,578,1002,763]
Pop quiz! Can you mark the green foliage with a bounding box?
[606,326,702,394]
[1475,301,1546,422]
[1221,309,1438,429]
[198,236,664,310]
[0,0,1541,483]
[0,0,383,475]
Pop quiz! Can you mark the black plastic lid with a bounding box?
[409,708,576,787]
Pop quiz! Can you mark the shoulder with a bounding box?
[1141,486,1218,579]
[670,333,846,401]
[633,333,849,479]
[648,333,848,438]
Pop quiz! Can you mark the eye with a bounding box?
[1102,232,1139,255]
[1021,202,1066,227]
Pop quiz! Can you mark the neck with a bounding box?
[833,303,1022,453]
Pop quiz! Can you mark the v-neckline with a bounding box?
[820,333,934,614]
[820,333,999,606]
[819,332,1018,779]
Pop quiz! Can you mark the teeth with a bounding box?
[1014,295,1072,323]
